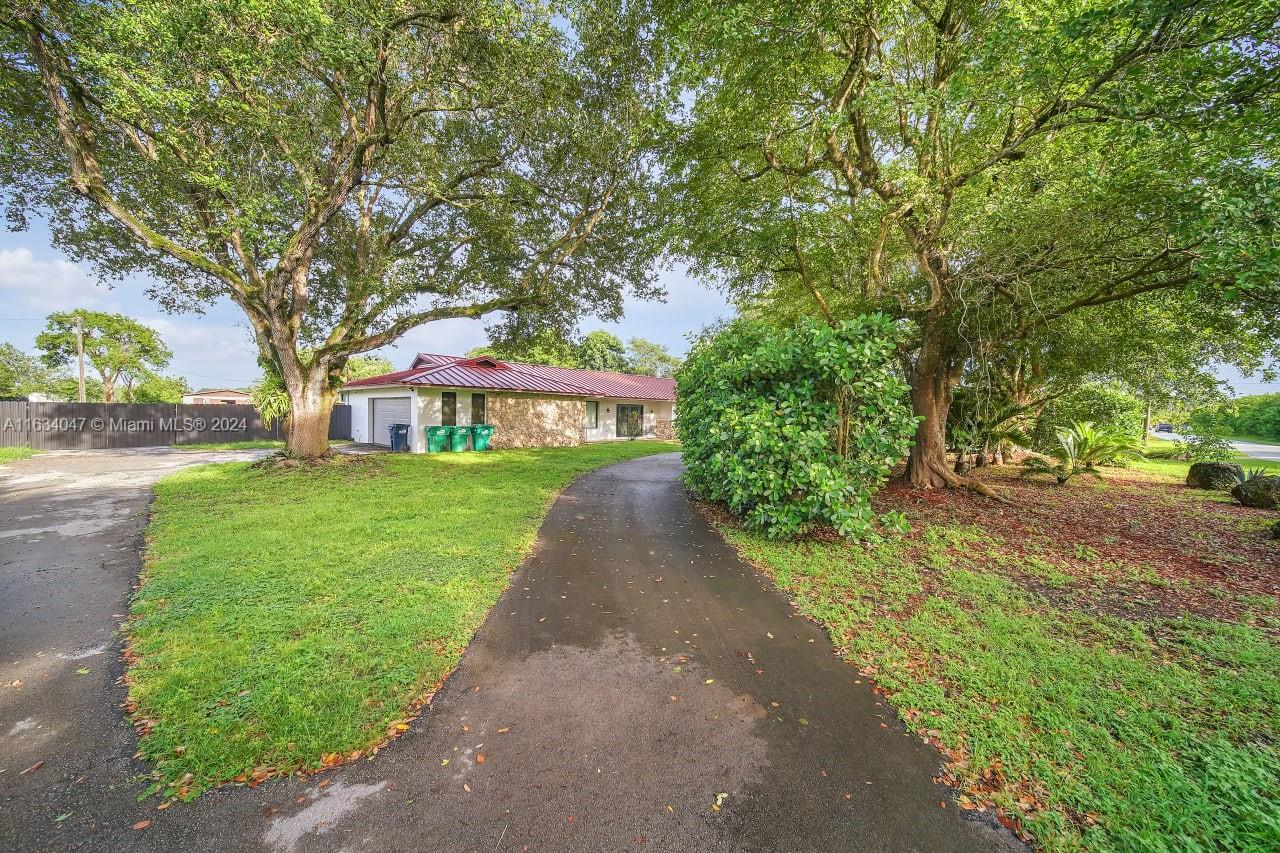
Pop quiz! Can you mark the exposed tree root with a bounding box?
[926,460,1010,503]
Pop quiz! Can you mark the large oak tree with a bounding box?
[659,0,1280,488]
[2,0,663,456]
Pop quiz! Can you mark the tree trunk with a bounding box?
[1143,397,1152,448]
[904,334,958,488]
[284,376,337,458]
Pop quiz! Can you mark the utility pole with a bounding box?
[73,314,86,403]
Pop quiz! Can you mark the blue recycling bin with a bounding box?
[388,423,410,452]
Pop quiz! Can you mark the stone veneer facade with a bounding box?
[486,393,587,449]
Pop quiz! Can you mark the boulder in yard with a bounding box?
[1186,461,1243,491]
[1231,475,1280,509]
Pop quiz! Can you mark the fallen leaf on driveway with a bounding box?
[496,727,511,734]
[132,820,151,830]
[463,783,471,793]
[476,753,486,764]
[19,761,44,775]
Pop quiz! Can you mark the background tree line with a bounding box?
[3,0,1278,470]
[466,329,681,377]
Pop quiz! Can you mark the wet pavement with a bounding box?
[0,448,266,852]
[2,450,1022,852]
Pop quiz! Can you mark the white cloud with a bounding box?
[0,247,120,313]
[381,317,489,368]
[137,314,262,389]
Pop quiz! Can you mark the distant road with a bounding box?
[1156,432,1280,463]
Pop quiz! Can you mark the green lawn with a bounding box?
[0,447,36,465]
[1223,433,1280,447]
[129,441,679,799]
[172,439,287,451]
[713,461,1279,851]
[1135,438,1280,479]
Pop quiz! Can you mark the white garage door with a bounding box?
[370,397,412,446]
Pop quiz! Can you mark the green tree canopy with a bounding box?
[0,342,52,397]
[130,374,191,403]
[624,337,681,377]
[35,310,171,402]
[465,329,580,368]
[575,330,629,372]
[342,356,395,383]
[2,0,665,456]
[659,0,1280,489]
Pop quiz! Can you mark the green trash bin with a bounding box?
[426,426,451,453]
[471,424,495,451]
[448,425,471,452]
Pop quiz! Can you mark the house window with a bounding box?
[472,393,486,425]
[442,392,456,426]
[585,401,598,429]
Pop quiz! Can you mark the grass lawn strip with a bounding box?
[709,458,1279,852]
[128,441,679,799]
[0,447,36,465]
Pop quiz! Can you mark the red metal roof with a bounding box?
[343,355,676,401]
[343,368,427,388]
[409,353,457,369]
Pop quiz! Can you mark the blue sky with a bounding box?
[1,220,1275,396]
[0,220,734,390]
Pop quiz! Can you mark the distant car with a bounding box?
[1155,423,1173,433]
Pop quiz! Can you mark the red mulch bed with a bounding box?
[872,466,1279,625]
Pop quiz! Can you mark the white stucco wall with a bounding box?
[340,386,417,446]
[414,387,483,452]
[341,386,675,451]
[584,398,674,442]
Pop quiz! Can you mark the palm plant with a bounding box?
[1022,422,1142,484]
[1233,467,1271,485]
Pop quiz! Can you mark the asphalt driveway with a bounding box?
[2,450,1021,852]
[0,448,265,851]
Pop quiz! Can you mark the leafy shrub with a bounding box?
[1189,393,1280,442]
[1170,432,1236,462]
[676,317,916,539]
[1022,421,1142,484]
[1033,383,1144,450]
[946,386,1033,466]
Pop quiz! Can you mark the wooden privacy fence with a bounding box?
[0,401,352,451]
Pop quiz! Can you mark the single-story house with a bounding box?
[340,353,676,451]
[182,388,252,405]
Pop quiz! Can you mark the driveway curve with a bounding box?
[3,450,1021,852]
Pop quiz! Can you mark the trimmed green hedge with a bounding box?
[675,317,916,539]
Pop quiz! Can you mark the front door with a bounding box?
[616,404,643,438]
